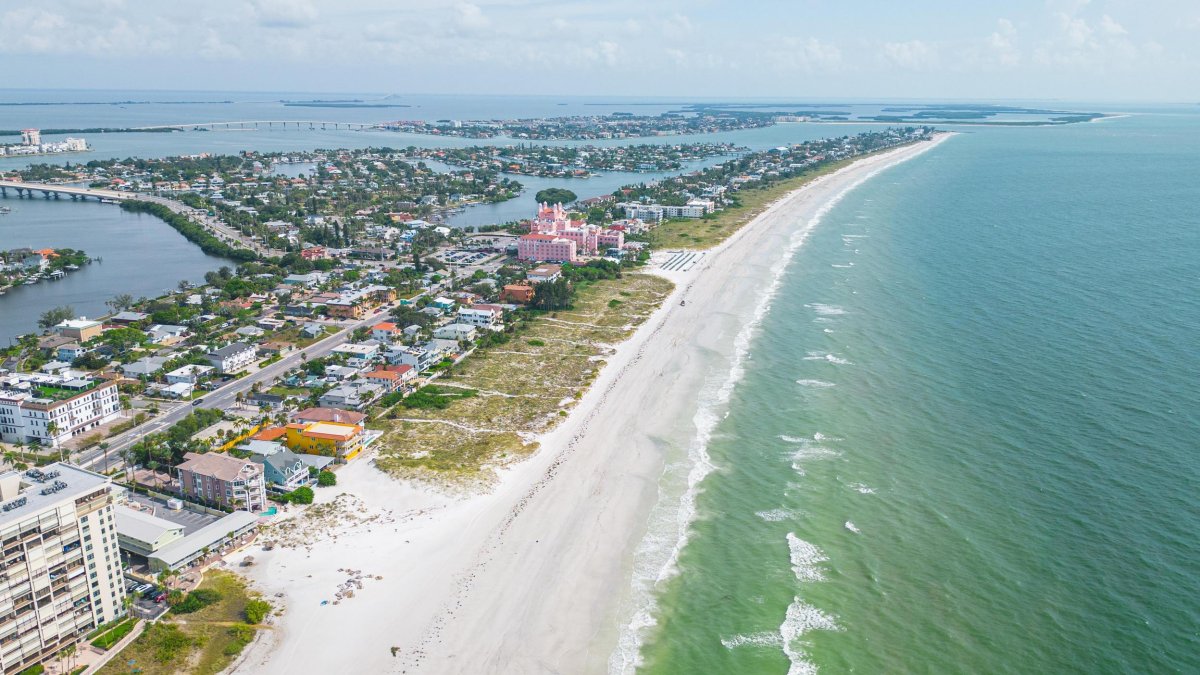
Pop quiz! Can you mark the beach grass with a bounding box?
[650,151,896,251]
[96,572,263,675]
[374,272,674,483]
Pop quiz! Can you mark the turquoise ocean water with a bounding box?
[634,113,1200,673]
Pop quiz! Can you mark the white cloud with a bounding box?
[251,0,317,29]
[882,40,938,69]
[1098,14,1127,35]
[454,3,491,32]
[985,18,1021,67]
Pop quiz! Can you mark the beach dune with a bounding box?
[231,135,951,675]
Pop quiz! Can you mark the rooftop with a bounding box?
[114,504,184,544]
[0,464,110,528]
[177,451,260,482]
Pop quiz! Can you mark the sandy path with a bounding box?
[231,135,951,675]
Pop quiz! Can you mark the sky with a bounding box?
[1,0,1197,102]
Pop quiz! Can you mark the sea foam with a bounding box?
[611,140,936,675]
[796,379,835,388]
[805,303,847,316]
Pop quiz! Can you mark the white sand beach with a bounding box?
[230,134,952,675]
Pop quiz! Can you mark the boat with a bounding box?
[48,270,65,280]
[64,264,79,271]
[100,198,120,204]
[0,206,11,214]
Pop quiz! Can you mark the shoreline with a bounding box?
[230,133,954,675]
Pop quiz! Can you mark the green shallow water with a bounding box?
[634,114,1200,674]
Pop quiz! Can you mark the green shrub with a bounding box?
[316,471,337,487]
[172,587,222,614]
[223,624,256,655]
[526,339,545,347]
[16,664,44,675]
[290,486,314,504]
[244,599,272,624]
[143,622,195,663]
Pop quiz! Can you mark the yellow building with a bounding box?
[285,421,364,461]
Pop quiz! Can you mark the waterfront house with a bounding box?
[251,449,310,491]
[292,407,367,426]
[457,304,503,329]
[433,323,478,341]
[500,284,535,304]
[176,452,266,512]
[526,264,563,283]
[285,421,365,461]
[54,317,104,342]
[109,311,149,326]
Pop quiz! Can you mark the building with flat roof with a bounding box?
[146,511,259,573]
[0,464,126,674]
[53,318,103,342]
[113,505,184,558]
[0,373,122,448]
[285,421,364,462]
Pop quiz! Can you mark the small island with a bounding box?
[0,247,92,292]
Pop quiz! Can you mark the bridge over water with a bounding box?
[132,120,380,131]
[0,180,282,256]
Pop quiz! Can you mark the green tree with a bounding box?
[37,305,75,330]
[534,188,577,205]
[105,293,135,313]
[316,470,337,487]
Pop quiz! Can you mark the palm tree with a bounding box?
[99,442,110,473]
[46,422,60,459]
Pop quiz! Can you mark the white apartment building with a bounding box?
[0,465,126,674]
[0,374,122,448]
[205,343,256,374]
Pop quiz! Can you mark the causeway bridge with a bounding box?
[0,180,283,257]
[131,120,380,131]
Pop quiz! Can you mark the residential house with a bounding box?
[500,284,535,304]
[252,449,310,491]
[526,264,563,283]
[457,304,503,329]
[332,343,380,369]
[165,364,214,385]
[109,311,149,326]
[54,317,104,342]
[176,451,267,512]
[371,322,404,344]
[205,343,256,374]
[433,323,478,341]
[56,343,91,363]
[291,407,366,426]
[285,421,365,461]
[120,356,168,378]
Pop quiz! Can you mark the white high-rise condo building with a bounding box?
[0,465,126,674]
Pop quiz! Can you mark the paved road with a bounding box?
[0,179,284,257]
[75,307,395,471]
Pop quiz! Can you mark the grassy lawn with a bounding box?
[272,324,340,349]
[374,272,674,484]
[97,572,266,675]
[650,148,905,251]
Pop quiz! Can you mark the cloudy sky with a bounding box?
[2,0,1196,101]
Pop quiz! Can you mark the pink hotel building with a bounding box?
[517,203,625,263]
